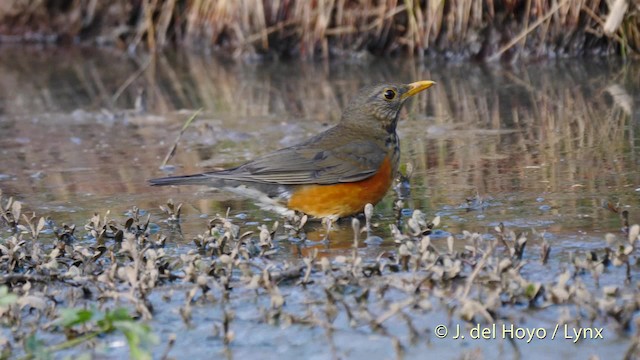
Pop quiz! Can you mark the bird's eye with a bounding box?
[383,89,396,100]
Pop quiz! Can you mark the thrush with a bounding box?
[150,80,435,220]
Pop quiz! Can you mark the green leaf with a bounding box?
[525,283,541,299]
[106,308,134,322]
[114,320,158,360]
[97,308,132,332]
[57,308,94,328]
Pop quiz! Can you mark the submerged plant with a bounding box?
[23,307,158,360]
[1,191,640,358]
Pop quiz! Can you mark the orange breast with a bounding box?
[287,156,394,218]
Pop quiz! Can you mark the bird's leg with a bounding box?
[321,216,336,243]
[363,203,374,238]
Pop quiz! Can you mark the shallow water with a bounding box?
[1,47,640,358]
[2,48,639,245]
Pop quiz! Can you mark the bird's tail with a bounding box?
[149,173,220,187]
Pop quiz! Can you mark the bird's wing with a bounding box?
[207,140,388,185]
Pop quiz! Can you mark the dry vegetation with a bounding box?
[0,0,638,60]
[2,188,640,358]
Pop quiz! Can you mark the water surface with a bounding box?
[0,47,639,358]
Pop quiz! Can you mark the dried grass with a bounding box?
[0,0,637,59]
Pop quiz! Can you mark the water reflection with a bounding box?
[0,47,638,250]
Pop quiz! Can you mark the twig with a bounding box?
[582,5,626,43]
[374,298,414,325]
[159,109,202,169]
[42,330,101,354]
[488,0,571,61]
[462,241,495,298]
[111,56,154,105]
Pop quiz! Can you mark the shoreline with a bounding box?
[0,0,637,61]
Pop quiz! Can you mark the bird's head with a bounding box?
[341,80,435,133]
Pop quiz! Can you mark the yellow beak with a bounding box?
[401,80,436,100]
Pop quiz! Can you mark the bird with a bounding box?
[150,80,435,221]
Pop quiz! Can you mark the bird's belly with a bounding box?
[287,156,393,218]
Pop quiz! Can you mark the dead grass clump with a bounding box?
[0,0,638,59]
